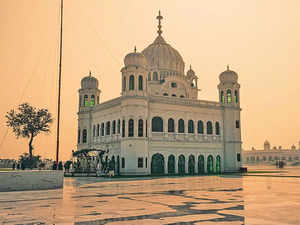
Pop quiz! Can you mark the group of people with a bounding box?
[12,162,25,170]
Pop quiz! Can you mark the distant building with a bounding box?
[75,12,242,175]
[0,159,16,168]
[242,140,300,164]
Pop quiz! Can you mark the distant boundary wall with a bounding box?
[0,170,64,192]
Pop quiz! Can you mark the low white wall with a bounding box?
[0,170,64,192]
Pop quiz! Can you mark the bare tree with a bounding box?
[6,103,53,158]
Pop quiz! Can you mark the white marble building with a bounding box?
[243,140,300,164]
[76,12,242,175]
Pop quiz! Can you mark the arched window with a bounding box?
[207,121,213,135]
[235,90,239,103]
[82,129,87,143]
[197,120,204,134]
[168,118,175,132]
[227,89,232,103]
[112,120,116,134]
[221,91,225,103]
[128,119,134,137]
[138,75,143,90]
[129,75,135,90]
[152,117,163,132]
[97,124,100,136]
[122,120,125,137]
[172,94,176,97]
[180,95,184,98]
[106,121,110,135]
[101,123,104,136]
[123,77,126,91]
[90,95,95,107]
[215,122,220,135]
[163,93,168,96]
[178,119,185,133]
[77,129,80,143]
[84,95,88,107]
[148,72,151,81]
[216,155,221,173]
[117,119,120,134]
[138,119,143,137]
[153,72,158,80]
[97,96,99,104]
[188,120,194,133]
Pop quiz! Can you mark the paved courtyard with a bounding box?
[1,167,300,224]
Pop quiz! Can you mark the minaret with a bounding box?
[77,71,101,150]
[218,65,242,172]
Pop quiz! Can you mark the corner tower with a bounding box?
[121,47,148,96]
[218,66,242,172]
[77,71,101,149]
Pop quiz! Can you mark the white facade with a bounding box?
[243,140,300,165]
[76,12,242,175]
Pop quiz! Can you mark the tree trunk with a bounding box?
[28,134,34,159]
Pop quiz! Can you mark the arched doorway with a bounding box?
[198,155,205,174]
[216,155,221,174]
[188,155,195,174]
[110,156,115,172]
[178,155,185,175]
[168,155,175,174]
[207,155,214,174]
[116,156,120,175]
[151,153,165,175]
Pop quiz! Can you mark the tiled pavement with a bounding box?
[1,168,300,224]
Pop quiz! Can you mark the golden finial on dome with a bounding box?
[89,70,92,77]
[156,10,163,36]
[227,64,230,70]
[134,46,137,53]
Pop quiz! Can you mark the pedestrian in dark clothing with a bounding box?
[52,162,57,170]
[17,163,20,170]
[12,163,15,170]
[58,161,63,170]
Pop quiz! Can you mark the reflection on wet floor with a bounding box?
[0,167,300,224]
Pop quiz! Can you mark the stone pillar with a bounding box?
[204,155,207,173]
[185,156,188,174]
[135,118,138,137]
[164,156,168,174]
[195,156,198,174]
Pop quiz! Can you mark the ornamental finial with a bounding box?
[89,70,92,77]
[156,10,163,36]
[227,64,230,71]
[134,46,137,53]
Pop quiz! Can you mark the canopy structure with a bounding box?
[72,148,106,157]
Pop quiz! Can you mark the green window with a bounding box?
[129,75,135,90]
[138,75,143,90]
[84,95,88,107]
[90,95,95,107]
[227,89,232,103]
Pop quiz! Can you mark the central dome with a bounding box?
[142,35,185,75]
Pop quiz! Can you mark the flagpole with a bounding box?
[56,0,63,165]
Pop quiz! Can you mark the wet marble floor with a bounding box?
[1,168,300,224]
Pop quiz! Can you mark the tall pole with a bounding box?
[56,0,63,165]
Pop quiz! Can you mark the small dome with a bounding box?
[264,140,270,145]
[219,65,238,83]
[124,48,147,67]
[186,65,195,78]
[81,72,98,89]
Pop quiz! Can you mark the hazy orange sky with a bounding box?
[1,0,300,161]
